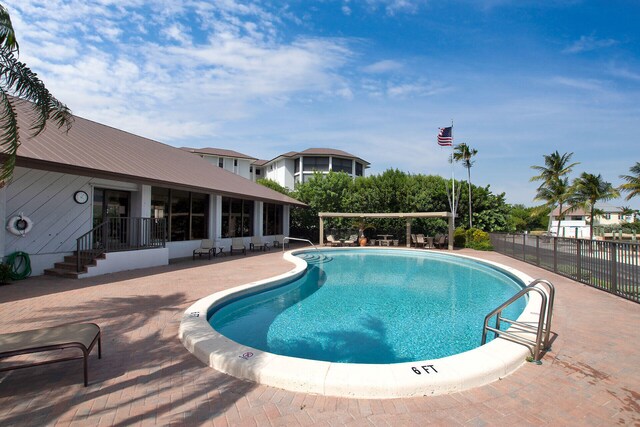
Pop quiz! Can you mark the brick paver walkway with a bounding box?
[1,248,638,426]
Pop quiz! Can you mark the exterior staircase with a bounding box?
[43,252,105,279]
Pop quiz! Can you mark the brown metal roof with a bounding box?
[181,147,257,160]
[10,99,304,206]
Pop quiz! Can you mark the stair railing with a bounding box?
[76,217,166,272]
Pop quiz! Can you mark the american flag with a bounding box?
[437,127,453,146]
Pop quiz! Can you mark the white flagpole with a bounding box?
[450,120,455,226]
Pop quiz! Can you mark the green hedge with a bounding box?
[454,227,493,251]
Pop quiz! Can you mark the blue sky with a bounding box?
[6,0,640,208]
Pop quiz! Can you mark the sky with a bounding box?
[6,0,640,208]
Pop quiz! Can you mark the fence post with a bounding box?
[522,234,526,261]
[576,239,582,282]
[553,237,558,273]
[610,242,618,295]
[536,235,540,266]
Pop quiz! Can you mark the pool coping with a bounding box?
[179,248,544,399]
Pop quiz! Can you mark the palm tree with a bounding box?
[619,162,640,201]
[453,143,478,228]
[530,151,579,235]
[0,4,73,186]
[570,173,620,240]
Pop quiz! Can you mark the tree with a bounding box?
[452,143,478,228]
[619,162,640,201]
[570,173,620,240]
[530,151,579,235]
[0,4,73,186]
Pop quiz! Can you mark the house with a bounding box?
[549,204,635,238]
[182,147,370,191]
[1,99,304,278]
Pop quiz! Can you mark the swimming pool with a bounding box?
[210,250,525,364]
[180,248,544,398]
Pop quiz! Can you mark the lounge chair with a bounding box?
[410,234,417,247]
[230,237,246,255]
[250,236,268,252]
[272,234,287,248]
[435,235,447,249]
[324,235,339,247]
[0,323,101,387]
[416,234,426,249]
[343,234,358,246]
[193,239,217,260]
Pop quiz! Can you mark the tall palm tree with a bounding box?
[619,162,640,201]
[530,151,579,235]
[0,4,73,186]
[453,143,478,228]
[570,173,620,240]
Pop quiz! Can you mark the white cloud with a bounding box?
[363,60,403,73]
[563,35,617,54]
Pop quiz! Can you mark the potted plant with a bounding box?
[0,263,12,285]
[353,219,375,246]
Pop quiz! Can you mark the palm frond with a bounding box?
[0,89,19,186]
[0,5,18,53]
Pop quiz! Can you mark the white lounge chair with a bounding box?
[193,239,216,260]
[230,237,246,255]
[250,236,268,252]
[326,235,341,247]
[343,234,358,246]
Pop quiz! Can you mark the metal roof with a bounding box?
[10,99,304,206]
[181,147,257,160]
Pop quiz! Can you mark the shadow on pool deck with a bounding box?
[0,248,639,425]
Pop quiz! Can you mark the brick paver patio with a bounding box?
[1,248,638,426]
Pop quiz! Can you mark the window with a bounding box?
[303,156,329,172]
[218,158,224,168]
[221,197,254,238]
[355,162,363,176]
[332,157,352,173]
[263,203,283,235]
[151,187,209,241]
[234,159,238,167]
[604,213,611,220]
[256,168,261,176]
[294,159,300,173]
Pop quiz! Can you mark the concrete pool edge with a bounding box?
[179,248,544,399]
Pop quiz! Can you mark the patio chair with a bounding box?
[326,235,341,247]
[410,234,417,247]
[343,234,358,246]
[230,237,246,255]
[193,239,215,260]
[435,235,447,249]
[368,239,377,246]
[273,234,287,248]
[416,234,427,249]
[0,323,101,387]
[392,239,399,246]
[250,236,268,252]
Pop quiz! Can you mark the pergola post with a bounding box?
[448,213,454,250]
[405,219,411,248]
[319,215,324,246]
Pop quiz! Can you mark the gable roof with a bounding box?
[9,99,304,206]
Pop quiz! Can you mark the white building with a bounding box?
[2,99,304,278]
[183,147,370,191]
[549,204,635,238]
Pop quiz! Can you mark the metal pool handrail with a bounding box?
[481,279,555,362]
[282,237,318,252]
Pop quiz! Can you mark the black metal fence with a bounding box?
[77,217,166,272]
[490,233,639,304]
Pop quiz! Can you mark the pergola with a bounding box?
[318,212,454,250]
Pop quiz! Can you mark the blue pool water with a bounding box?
[209,249,526,364]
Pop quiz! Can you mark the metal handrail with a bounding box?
[481,279,555,362]
[76,217,166,272]
[282,237,319,252]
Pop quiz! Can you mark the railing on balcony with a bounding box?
[490,233,639,304]
[76,217,166,273]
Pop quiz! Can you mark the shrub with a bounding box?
[454,228,466,248]
[465,228,493,251]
